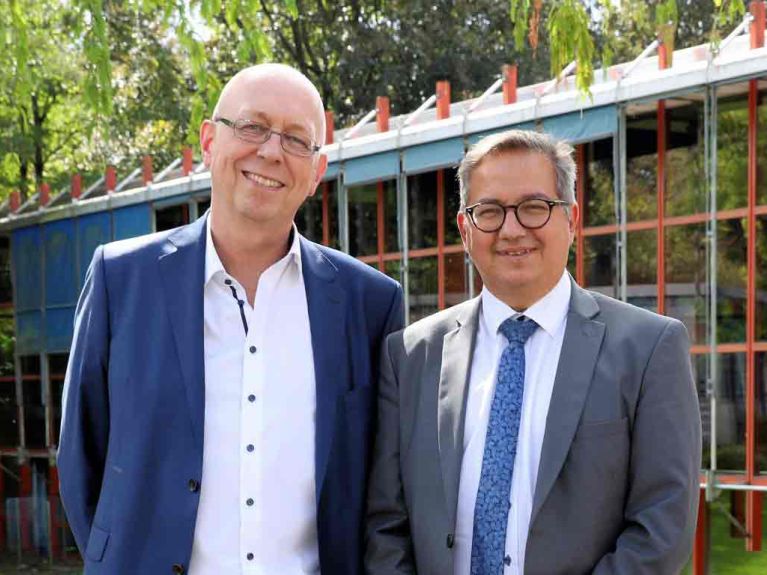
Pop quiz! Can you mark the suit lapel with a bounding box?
[438,297,481,530]
[530,282,604,525]
[300,239,346,503]
[157,215,207,455]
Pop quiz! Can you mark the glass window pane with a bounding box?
[384,260,402,285]
[665,97,706,217]
[408,172,437,250]
[409,257,438,323]
[692,355,710,471]
[295,193,323,244]
[760,83,767,206]
[626,230,657,312]
[715,352,746,474]
[583,234,617,298]
[348,183,378,257]
[20,355,45,450]
[757,352,767,475]
[626,109,658,221]
[759,215,767,342]
[582,138,615,227]
[665,224,708,344]
[445,252,469,308]
[717,89,749,210]
[708,490,767,571]
[154,204,189,232]
[444,167,462,246]
[49,353,69,447]
[717,218,747,344]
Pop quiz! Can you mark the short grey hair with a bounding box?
[457,129,576,209]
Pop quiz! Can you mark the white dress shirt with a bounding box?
[189,219,320,575]
[454,272,571,575]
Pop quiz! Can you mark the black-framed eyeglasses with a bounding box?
[464,197,570,232]
[213,117,321,157]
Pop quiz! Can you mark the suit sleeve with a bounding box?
[592,320,702,574]
[57,245,111,556]
[365,331,416,574]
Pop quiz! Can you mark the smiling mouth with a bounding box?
[498,247,536,257]
[242,171,284,189]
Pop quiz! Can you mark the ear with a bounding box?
[457,210,470,251]
[568,201,580,240]
[309,154,328,197]
[200,120,216,168]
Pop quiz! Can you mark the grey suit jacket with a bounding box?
[366,281,701,575]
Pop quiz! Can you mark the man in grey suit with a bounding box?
[366,130,701,574]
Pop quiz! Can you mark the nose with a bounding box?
[497,207,527,239]
[256,131,283,161]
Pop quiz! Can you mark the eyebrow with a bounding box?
[476,190,555,203]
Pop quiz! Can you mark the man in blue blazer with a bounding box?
[58,64,403,574]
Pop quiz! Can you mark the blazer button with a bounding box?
[446,533,455,548]
[188,479,200,493]
[172,564,185,574]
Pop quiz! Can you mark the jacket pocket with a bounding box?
[85,524,110,562]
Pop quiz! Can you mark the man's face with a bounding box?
[457,149,578,310]
[200,71,327,229]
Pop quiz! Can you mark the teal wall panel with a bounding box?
[402,138,464,174]
[344,151,399,186]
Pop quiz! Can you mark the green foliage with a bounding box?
[655,0,679,27]
[548,0,594,94]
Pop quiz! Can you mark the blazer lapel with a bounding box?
[438,297,481,531]
[157,215,207,455]
[530,282,604,525]
[300,239,346,503]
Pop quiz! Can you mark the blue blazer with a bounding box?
[58,214,404,574]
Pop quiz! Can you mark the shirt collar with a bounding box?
[204,216,303,287]
[480,271,571,339]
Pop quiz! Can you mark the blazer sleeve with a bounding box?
[57,245,111,556]
[365,331,416,574]
[592,319,702,574]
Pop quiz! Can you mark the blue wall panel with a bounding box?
[323,163,340,181]
[466,122,536,146]
[16,310,42,355]
[344,151,400,186]
[12,227,42,311]
[46,306,75,352]
[44,219,78,307]
[542,106,617,143]
[113,204,151,240]
[78,212,111,285]
[402,138,464,174]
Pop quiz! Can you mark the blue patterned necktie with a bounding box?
[470,315,539,575]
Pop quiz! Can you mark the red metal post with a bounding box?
[751,1,766,48]
[105,165,117,193]
[437,169,446,310]
[182,147,194,175]
[70,174,82,200]
[692,489,707,575]
[321,183,330,247]
[435,82,450,309]
[658,41,670,70]
[377,183,386,272]
[436,81,451,120]
[746,78,761,551]
[9,191,20,213]
[20,462,31,552]
[656,100,666,315]
[325,111,335,146]
[48,464,61,558]
[39,183,50,207]
[502,64,518,105]
[575,145,585,286]
[376,97,390,132]
[375,99,390,271]
[142,155,153,185]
